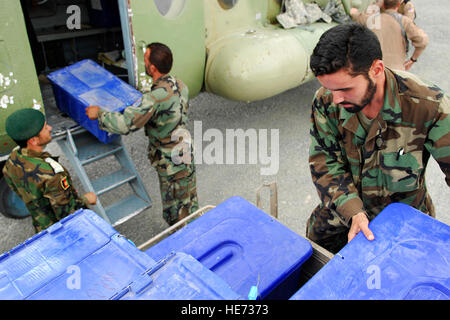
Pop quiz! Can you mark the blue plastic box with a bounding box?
[111,252,241,300]
[47,59,142,143]
[0,209,156,300]
[290,203,450,300]
[145,196,313,300]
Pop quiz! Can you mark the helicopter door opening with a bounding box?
[19,0,130,134]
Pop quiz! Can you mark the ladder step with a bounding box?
[78,143,123,165]
[71,131,123,164]
[105,195,151,227]
[91,168,137,195]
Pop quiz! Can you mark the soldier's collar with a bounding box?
[152,74,172,88]
[20,148,55,160]
[379,68,403,125]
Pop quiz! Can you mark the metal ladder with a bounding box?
[55,127,152,227]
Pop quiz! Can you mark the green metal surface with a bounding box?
[202,0,376,102]
[125,0,206,99]
[204,0,340,102]
[0,0,43,157]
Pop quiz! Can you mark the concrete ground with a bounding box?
[1,0,449,254]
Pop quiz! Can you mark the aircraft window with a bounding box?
[154,0,186,18]
[218,0,239,10]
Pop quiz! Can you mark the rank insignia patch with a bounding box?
[61,176,70,190]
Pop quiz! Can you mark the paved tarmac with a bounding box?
[1,0,449,254]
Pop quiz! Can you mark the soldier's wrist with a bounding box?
[410,57,417,62]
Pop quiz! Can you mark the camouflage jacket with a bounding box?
[309,68,450,225]
[2,147,88,232]
[98,74,194,177]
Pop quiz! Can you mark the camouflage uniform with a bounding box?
[97,74,199,225]
[2,147,89,233]
[307,68,450,253]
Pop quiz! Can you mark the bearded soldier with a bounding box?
[306,23,450,253]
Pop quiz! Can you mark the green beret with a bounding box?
[5,108,45,141]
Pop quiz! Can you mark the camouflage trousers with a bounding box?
[306,204,350,254]
[158,169,199,226]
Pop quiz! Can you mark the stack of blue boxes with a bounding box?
[1,198,449,300]
[145,196,313,300]
[0,208,240,300]
[0,197,313,300]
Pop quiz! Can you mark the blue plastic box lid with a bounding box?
[47,59,142,143]
[145,196,313,299]
[111,252,241,300]
[290,203,450,300]
[0,209,156,300]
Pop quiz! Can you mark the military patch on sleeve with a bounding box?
[60,176,70,190]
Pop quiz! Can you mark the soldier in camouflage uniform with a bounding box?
[86,42,198,226]
[2,108,97,233]
[307,23,450,253]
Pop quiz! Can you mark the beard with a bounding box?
[342,76,377,113]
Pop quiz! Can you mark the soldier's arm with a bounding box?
[97,93,157,135]
[309,96,365,226]
[402,2,416,21]
[424,94,450,187]
[403,16,428,61]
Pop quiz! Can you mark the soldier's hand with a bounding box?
[404,59,415,71]
[86,106,100,120]
[348,211,374,243]
[84,192,97,205]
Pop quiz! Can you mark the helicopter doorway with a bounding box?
[20,0,131,134]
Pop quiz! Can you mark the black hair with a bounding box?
[384,0,401,9]
[13,139,28,148]
[310,23,382,77]
[147,42,173,74]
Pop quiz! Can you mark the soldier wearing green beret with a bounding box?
[86,42,199,227]
[2,108,97,233]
